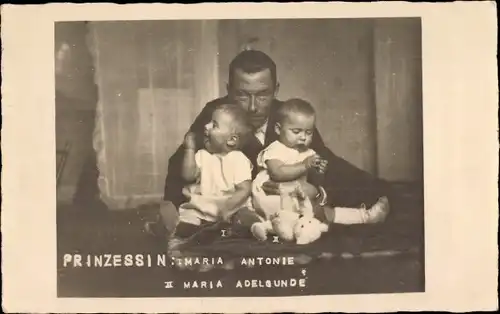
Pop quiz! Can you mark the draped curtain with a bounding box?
[89,20,218,209]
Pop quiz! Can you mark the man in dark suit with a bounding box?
[161,50,391,232]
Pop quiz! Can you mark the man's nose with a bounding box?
[249,95,257,113]
[298,133,306,141]
[205,122,212,131]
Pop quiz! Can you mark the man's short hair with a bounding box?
[214,103,253,149]
[228,50,277,86]
[277,98,316,123]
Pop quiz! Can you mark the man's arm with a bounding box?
[180,132,200,182]
[309,128,392,206]
[181,148,199,183]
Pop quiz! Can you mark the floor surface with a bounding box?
[57,184,425,297]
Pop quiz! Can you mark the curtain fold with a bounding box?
[89,20,219,209]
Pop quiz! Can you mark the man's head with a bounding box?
[203,103,252,154]
[275,98,316,152]
[227,50,280,129]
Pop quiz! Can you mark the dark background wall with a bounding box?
[218,19,378,174]
[218,18,422,181]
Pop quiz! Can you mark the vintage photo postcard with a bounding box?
[1,2,498,313]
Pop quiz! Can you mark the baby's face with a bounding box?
[203,109,236,154]
[278,112,315,152]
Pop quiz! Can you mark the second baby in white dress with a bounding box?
[251,98,390,241]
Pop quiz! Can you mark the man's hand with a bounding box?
[183,132,197,150]
[261,180,281,195]
[261,180,318,200]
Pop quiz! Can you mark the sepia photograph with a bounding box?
[56,17,425,297]
[2,2,497,312]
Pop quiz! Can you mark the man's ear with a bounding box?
[274,82,280,97]
[274,122,282,135]
[226,134,239,148]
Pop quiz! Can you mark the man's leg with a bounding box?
[320,151,395,208]
[326,170,391,208]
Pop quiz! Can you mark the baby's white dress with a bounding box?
[252,140,316,219]
[179,149,253,226]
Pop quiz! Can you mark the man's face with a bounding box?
[228,68,278,129]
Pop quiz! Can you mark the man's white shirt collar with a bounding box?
[254,120,268,145]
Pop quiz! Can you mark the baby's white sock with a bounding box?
[325,197,390,225]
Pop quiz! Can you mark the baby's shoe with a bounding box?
[158,201,180,237]
[251,222,270,241]
[365,196,390,223]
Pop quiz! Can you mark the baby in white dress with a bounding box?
[146,103,264,241]
[251,98,390,241]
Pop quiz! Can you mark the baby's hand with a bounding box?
[315,159,328,174]
[303,154,321,169]
[183,132,197,150]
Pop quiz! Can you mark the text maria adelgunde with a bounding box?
[62,253,308,289]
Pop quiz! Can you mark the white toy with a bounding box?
[293,214,329,245]
[270,210,301,241]
[252,184,329,245]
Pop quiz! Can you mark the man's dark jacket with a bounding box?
[164,97,389,208]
